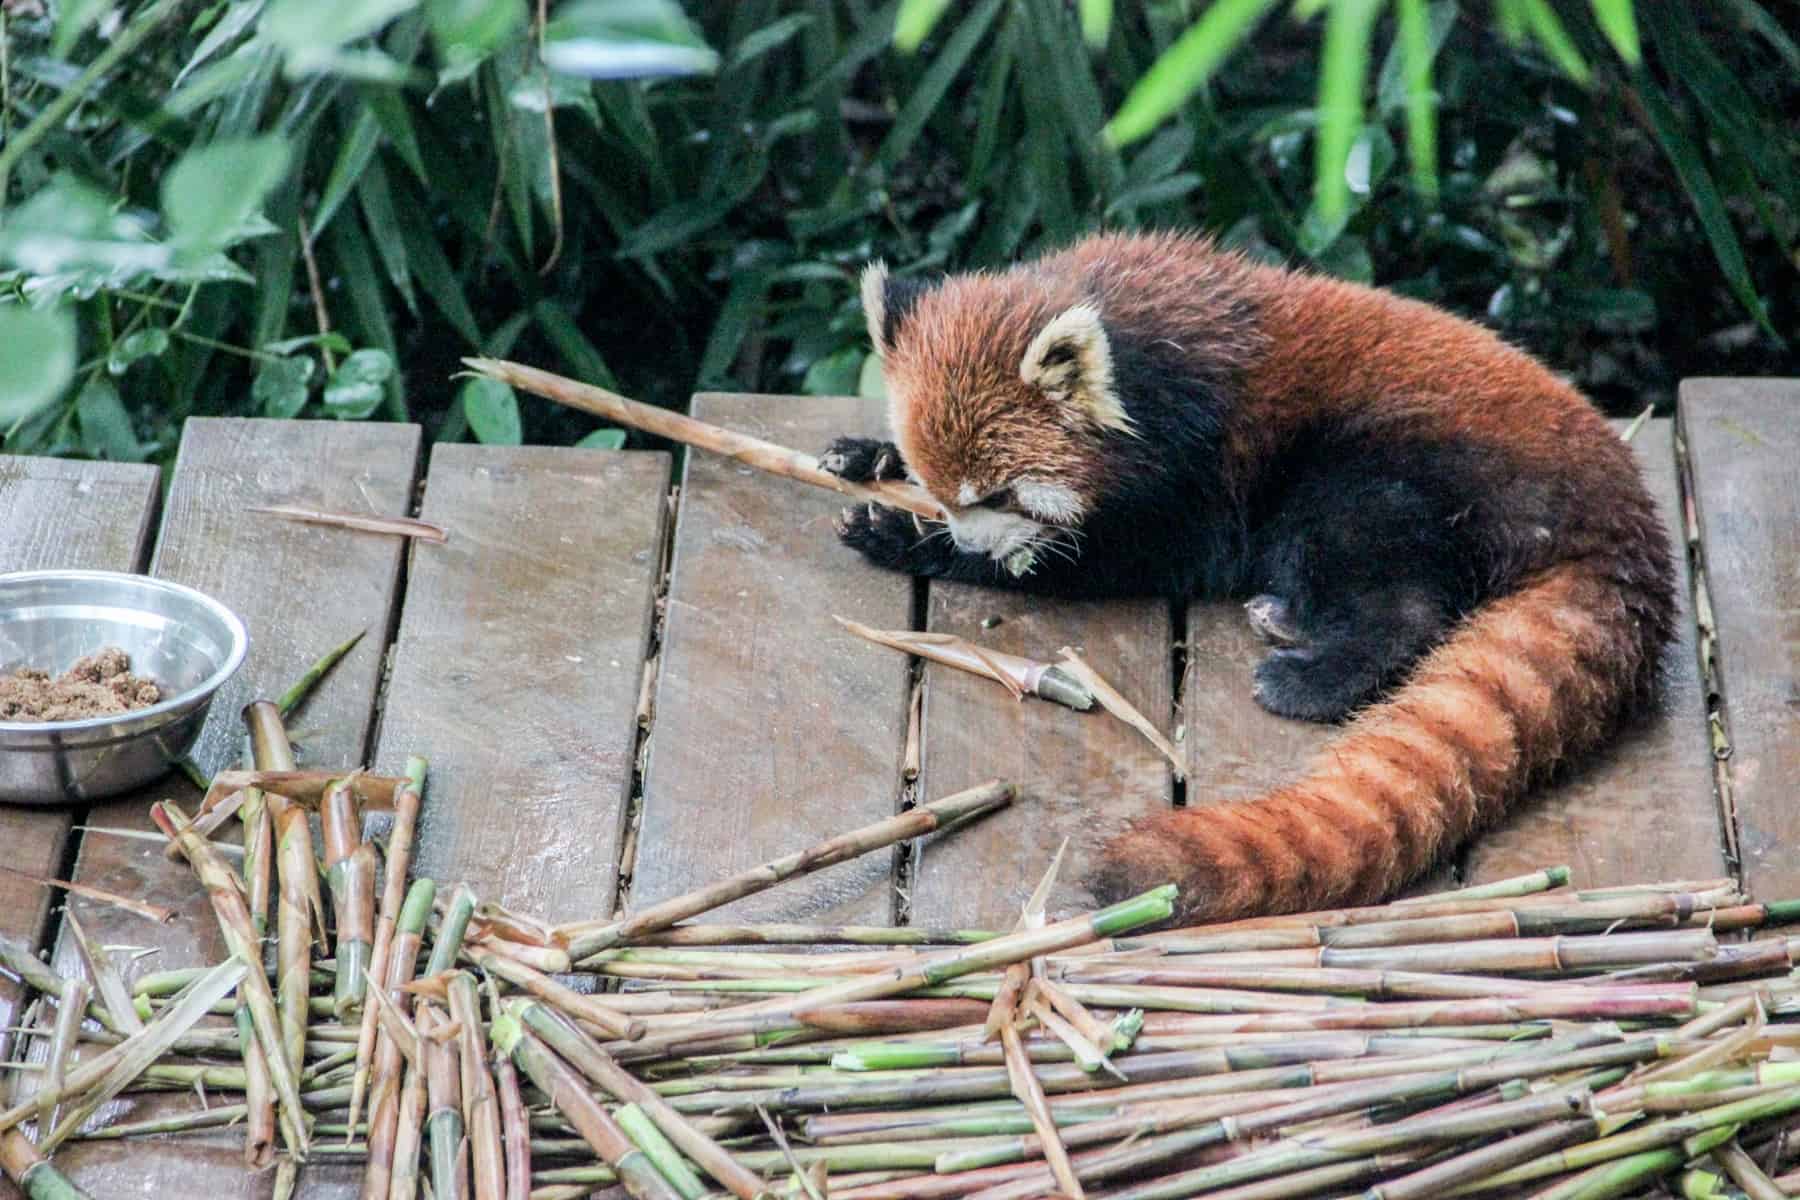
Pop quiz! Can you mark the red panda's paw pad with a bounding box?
[820,437,908,483]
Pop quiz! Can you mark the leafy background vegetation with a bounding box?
[0,0,1793,470]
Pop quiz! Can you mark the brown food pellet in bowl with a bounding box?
[0,647,162,723]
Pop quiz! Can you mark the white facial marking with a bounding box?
[945,507,1044,561]
[1012,481,1084,524]
[956,482,980,508]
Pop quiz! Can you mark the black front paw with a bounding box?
[1252,647,1379,724]
[835,502,936,574]
[820,437,907,484]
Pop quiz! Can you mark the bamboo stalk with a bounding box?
[349,754,427,1143]
[449,973,505,1200]
[364,878,439,1200]
[617,1103,709,1200]
[515,1000,768,1200]
[568,782,1014,959]
[467,943,642,1040]
[431,886,479,977]
[322,775,376,1016]
[1710,1139,1788,1200]
[390,1054,429,1200]
[629,925,995,948]
[1368,1117,1600,1200]
[496,1040,532,1200]
[0,867,176,925]
[250,506,449,543]
[462,357,943,521]
[999,1021,1082,1198]
[279,627,369,716]
[37,977,88,1135]
[420,1002,469,1200]
[0,1128,95,1200]
[237,1003,278,1169]
[150,800,309,1155]
[492,1015,689,1200]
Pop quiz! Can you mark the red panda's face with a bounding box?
[861,264,1133,566]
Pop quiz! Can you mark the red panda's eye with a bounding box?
[976,488,1014,511]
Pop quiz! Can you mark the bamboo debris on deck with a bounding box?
[5,698,1800,1200]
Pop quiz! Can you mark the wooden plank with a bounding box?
[376,443,669,923]
[632,394,912,924]
[910,591,1172,927]
[1681,380,1800,899]
[23,418,419,1199]
[0,458,159,1060]
[1465,418,1724,885]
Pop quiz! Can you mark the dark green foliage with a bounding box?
[0,0,1792,470]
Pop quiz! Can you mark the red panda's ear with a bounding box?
[861,262,930,358]
[1019,304,1132,434]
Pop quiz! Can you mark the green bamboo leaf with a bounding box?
[729,13,813,69]
[53,0,112,56]
[0,306,76,426]
[1635,78,1780,342]
[262,0,420,74]
[1077,0,1111,49]
[107,328,172,376]
[1515,0,1590,83]
[174,0,265,86]
[76,379,145,461]
[533,302,618,390]
[697,267,773,386]
[427,0,523,68]
[312,110,382,236]
[253,354,316,418]
[355,157,418,315]
[1393,0,1441,198]
[893,0,950,52]
[365,86,429,183]
[1312,0,1384,228]
[879,0,1004,166]
[162,135,292,251]
[1104,0,1279,147]
[462,376,522,444]
[543,0,718,79]
[396,209,483,346]
[575,428,625,450]
[322,209,404,418]
[1587,0,1639,65]
[1726,0,1800,72]
[322,348,396,419]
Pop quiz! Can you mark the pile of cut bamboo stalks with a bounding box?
[4,703,1800,1200]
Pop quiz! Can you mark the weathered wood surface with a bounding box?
[26,419,420,1198]
[377,443,669,922]
[632,394,913,924]
[0,458,160,1060]
[911,588,1172,927]
[1682,380,1800,900]
[1464,418,1724,886]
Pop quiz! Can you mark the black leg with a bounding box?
[1247,464,1472,722]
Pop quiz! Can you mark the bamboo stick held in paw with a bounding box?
[567,781,1015,959]
[462,357,943,521]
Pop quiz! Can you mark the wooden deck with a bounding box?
[0,380,1794,1196]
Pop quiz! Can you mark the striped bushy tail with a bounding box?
[1093,557,1676,923]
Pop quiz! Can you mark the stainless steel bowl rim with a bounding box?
[0,569,250,735]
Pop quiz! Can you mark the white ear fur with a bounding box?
[860,261,890,356]
[1019,303,1131,433]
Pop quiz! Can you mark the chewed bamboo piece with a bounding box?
[464,357,944,521]
[834,617,1094,711]
[249,504,449,543]
[1054,647,1184,777]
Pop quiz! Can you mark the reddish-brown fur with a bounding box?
[876,232,1675,920]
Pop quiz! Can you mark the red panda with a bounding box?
[822,230,1677,923]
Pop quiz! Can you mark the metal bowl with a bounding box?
[0,570,249,805]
